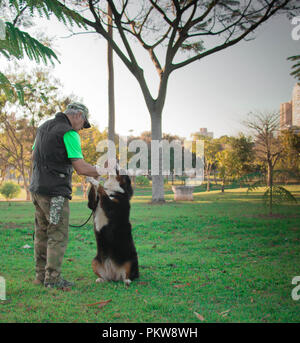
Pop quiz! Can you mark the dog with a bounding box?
[87,172,139,286]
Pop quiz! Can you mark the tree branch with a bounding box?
[149,0,173,26]
[171,0,287,72]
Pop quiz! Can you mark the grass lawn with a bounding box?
[0,185,300,323]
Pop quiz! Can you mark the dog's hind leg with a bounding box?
[122,261,132,286]
[124,279,132,286]
[92,258,107,283]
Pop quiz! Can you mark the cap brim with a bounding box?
[83,119,91,129]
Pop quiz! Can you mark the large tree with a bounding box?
[0,67,74,199]
[243,115,297,215]
[244,111,283,189]
[107,2,116,142]
[44,0,300,202]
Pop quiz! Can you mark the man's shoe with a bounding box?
[32,279,44,285]
[44,278,74,289]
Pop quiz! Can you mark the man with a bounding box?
[30,102,107,289]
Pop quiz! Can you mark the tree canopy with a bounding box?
[0,0,86,102]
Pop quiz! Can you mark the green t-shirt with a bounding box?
[32,130,83,159]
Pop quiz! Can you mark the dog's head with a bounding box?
[87,172,133,211]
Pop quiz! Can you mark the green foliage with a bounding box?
[7,0,86,29]
[287,55,300,81]
[1,22,58,64]
[0,19,59,103]
[0,0,87,103]
[0,67,74,197]
[0,181,21,201]
[277,130,300,177]
[263,185,297,205]
[239,171,298,214]
[135,175,150,186]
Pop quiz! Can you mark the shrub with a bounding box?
[72,185,78,194]
[135,175,150,186]
[0,182,21,204]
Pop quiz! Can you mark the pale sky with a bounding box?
[5,11,300,139]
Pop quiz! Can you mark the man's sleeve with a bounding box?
[63,130,84,159]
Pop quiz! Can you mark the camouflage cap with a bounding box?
[67,102,91,129]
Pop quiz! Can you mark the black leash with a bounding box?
[69,211,93,228]
[32,210,94,241]
[32,196,99,241]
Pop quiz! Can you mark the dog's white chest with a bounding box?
[94,205,108,232]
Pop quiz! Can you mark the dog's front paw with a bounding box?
[86,177,99,186]
[97,184,106,196]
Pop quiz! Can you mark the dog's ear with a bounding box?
[88,185,98,211]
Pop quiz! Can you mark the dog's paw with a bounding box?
[124,279,132,287]
[86,177,99,186]
[96,277,105,283]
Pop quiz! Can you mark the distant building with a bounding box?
[280,102,292,129]
[292,83,300,127]
[194,128,214,138]
[280,83,300,130]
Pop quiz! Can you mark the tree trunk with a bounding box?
[22,171,31,200]
[25,188,31,201]
[207,170,211,192]
[132,175,136,189]
[150,110,165,203]
[221,178,225,193]
[214,170,218,185]
[107,3,115,143]
[267,161,273,215]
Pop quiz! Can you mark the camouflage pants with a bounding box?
[31,193,69,284]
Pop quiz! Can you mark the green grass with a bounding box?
[0,185,300,323]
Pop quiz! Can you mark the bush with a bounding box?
[0,182,21,204]
[72,185,78,194]
[135,175,150,186]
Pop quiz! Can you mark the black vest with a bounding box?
[29,112,75,199]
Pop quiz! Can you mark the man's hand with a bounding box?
[71,158,118,177]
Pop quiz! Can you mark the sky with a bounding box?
[4,7,300,139]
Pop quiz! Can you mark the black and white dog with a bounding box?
[87,172,139,286]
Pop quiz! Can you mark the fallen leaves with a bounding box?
[194,312,205,321]
[173,282,190,289]
[218,309,231,317]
